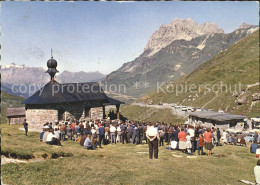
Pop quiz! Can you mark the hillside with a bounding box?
[147,29,259,118]
[105,18,257,97]
[1,91,25,123]
[120,105,184,123]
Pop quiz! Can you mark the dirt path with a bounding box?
[1,155,28,165]
[201,92,219,109]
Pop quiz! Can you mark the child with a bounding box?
[198,134,204,155]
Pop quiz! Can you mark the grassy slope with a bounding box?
[148,30,259,117]
[1,124,258,185]
[1,91,25,123]
[120,105,184,124]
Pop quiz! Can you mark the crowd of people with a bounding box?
[36,119,260,158]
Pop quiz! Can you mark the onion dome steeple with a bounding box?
[46,49,59,81]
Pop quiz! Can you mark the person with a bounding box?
[254,160,260,185]
[146,123,159,159]
[159,128,165,147]
[187,126,195,152]
[251,141,259,153]
[198,134,204,155]
[233,134,238,145]
[60,123,66,142]
[127,125,132,143]
[172,127,179,142]
[46,129,62,146]
[99,124,105,148]
[23,119,28,136]
[228,134,233,145]
[121,123,128,144]
[105,124,110,140]
[186,132,192,153]
[40,127,45,142]
[168,124,174,145]
[222,130,228,144]
[132,124,139,145]
[256,145,260,158]
[216,128,221,146]
[54,127,60,140]
[91,127,96,142]
[178,128,187,153]
[80,133,87,146]
[204,128,214,156]
[110,124,117,144]
[254,132,259,143]
[116,124,122,143]
[42,128,50,143]
[84,134,97,150]
[67,123,73,140]
[75,123,81,137]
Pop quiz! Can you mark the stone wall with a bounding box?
[8,117,25,125]
[90,107,103,120]
[26,109,58,128]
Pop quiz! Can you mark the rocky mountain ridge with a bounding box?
[105,19,258,97]
[144,18,224,57]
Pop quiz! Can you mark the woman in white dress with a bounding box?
[222,130,228,144]
[186,133,192,153]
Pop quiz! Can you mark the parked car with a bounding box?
[158,102,163,105]
[244,133,256,143]
[182,107,187,111]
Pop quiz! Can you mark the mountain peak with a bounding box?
[144,18,224,57]
[238,22,253,29]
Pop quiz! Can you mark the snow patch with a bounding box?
[197,35,209,50]
[174,64,181,71]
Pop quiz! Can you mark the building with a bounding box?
[188,111,247,131]
[5,107,26,124]
[22,56,123,129]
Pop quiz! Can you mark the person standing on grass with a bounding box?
[60,123,66,142]
[146,123,159,159]
[204,128,214,156]
[122,123,128,144]
[198,134,204,155]
[110,124,117,144]
[178,128,187,153]
[168,124,174,145]
[23,119,28,136]
[216,128,221,146]
[186,133,192,154]
[98,123,105,148]
[132,124,139,145]
[159,128,165,147]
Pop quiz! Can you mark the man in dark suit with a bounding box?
[99,123,105,148]
[122,123,128,144]
[217,128,221,146]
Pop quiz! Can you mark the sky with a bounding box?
[1,1,259,75]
